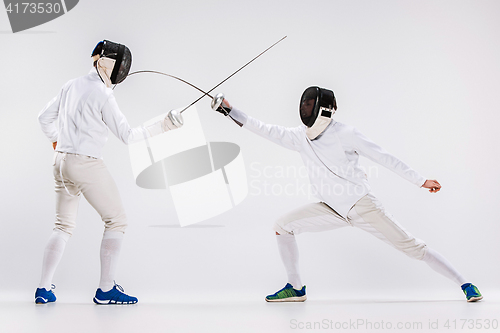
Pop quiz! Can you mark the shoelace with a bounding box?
[51,284,56,291]
[113,281,125,293]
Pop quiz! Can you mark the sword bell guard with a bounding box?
[211,93,225,111]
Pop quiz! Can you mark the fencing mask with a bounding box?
[299,86,337,140]
[91,40,132,88]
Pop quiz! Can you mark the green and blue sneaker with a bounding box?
[265,283,306,302]
[35,285,56,304]
[461,283,483,302]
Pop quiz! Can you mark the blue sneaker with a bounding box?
[265,283,307,302]
[93,283,138,305]
[461,283,483,302]
[35,285,56,304]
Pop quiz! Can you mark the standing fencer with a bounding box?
[36,40,183,304]
[211,87,482,302]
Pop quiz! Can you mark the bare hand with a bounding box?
[422,179,441,193]
[52,142,57,150]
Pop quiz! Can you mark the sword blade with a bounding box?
[127,70,213,98]
[180,35,287,113]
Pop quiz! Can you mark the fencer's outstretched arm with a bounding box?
[231,108,303,151]
[101,95,181,144]
[213,99,302,152]
[39,88,182,151]
[350,127,440,191]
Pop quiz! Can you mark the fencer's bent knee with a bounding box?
[273,219,293,235]
[54,222,76,235]
[54,215,128,235]
[54,212,77,235]
[273,208,302,235]
[273,202,346,235]
[103,214,128,233]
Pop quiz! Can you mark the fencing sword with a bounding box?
[178,35,287,114]
[126,36,287,126]
[127,70,211,98]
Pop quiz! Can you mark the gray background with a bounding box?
[0,0,498,303]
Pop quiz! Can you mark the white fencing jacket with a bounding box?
[229,108,426,218]
[38,69,162,159]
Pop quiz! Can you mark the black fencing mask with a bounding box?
[91,40,132,88]
[299,86,337,140]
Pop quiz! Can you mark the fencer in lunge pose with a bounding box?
[36,40,183,304]
[211,87,482,302]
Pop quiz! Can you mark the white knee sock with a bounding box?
[39,229,71,290]
[98,231,124,292]
[276,234,303,289]
[422,247,468,286]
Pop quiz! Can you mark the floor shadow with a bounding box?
[310,299,464,305]
[149,225,225,228]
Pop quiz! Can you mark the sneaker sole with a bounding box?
[35,297,55,304]
[265,295,307,302]
[467,296,483,302]
[35,297,47,304]
[93,297,138,305]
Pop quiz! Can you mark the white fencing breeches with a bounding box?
[53,152,128,235]
[274,193,427,260]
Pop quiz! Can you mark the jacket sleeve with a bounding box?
[230,107,303,151]
[101,94,164,144]
[351,127,426,187]
[38,90,63,143]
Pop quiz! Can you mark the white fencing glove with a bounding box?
[163,109,184,131]
[145,109,184,137]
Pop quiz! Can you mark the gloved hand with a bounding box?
[211,93,232,116]
[145,109,184,138]
[164,109,184,131]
